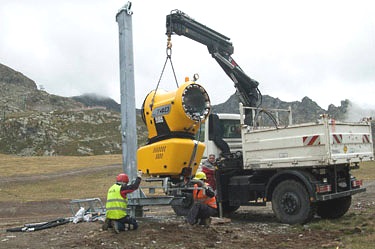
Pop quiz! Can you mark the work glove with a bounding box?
[137,170,143,179]
[205,186,215,198]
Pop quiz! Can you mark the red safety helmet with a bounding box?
[116,173,129,183]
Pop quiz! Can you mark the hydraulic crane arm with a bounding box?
[166,10,261,113]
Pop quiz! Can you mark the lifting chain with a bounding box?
[150,34,179,110]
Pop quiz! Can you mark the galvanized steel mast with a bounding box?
[116,2,141,209]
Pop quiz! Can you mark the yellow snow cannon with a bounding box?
[137,79,211,178]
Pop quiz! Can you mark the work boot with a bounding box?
[102,218,111,230]
[199,218,211,227]
[113,221,120,234]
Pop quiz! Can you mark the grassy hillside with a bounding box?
[0,154,123,202]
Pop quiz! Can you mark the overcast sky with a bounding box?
[1,0,374,111]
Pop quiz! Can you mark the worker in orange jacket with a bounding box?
[186,172,218,226]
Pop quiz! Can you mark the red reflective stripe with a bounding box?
[332,134,342,144]
[310,136,319,145]
[363,135,370,143]
[303,135,320,146]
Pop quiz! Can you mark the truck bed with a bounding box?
[242,118,374,169]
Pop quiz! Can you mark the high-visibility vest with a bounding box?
[106,184,128,219]
[193,183,217,209]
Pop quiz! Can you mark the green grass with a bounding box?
[0,153,163,202]
[0,169,118,202]
[0,154,122,177]
[295,205,375,249]
[0,154,123,202]
[352,161,375,181]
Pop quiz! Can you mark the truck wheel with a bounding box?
[272,180,315,224]
[171,192,194,216]
[316,196,351,219]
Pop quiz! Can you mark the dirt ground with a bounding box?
[1,179,374,249]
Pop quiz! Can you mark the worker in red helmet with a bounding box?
[102,170,142,233]
[186,171,217,226]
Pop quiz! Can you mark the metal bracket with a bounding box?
[118,1,133,16]
[70,198,105,215]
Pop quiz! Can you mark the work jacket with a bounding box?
[202,165,216,190]
[193,183,217,209]
[106,184,128,219]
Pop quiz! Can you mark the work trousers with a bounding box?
[187,202,217,225]
[112,215,138,230]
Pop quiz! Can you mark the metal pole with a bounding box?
[116,2,139,204]
[113,2,196,214]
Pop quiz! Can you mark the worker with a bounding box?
[186,172,218,226]
[102,171,142,233]
[201,154,217,191]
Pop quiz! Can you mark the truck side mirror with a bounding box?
[208,114,222,140]
[208,114,230,154]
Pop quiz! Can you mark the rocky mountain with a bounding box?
[0,63,374,156]
[213,93,352,124]
[0,64,84,113]
[0,63,145,156]
[72,94,121,113]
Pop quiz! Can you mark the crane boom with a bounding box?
[166,10,261,124]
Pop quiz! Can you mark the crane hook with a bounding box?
[166,35,172,57]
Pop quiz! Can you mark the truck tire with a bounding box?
[171,192,194,216]
[272,180,315,224]
[316,196,351,219]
